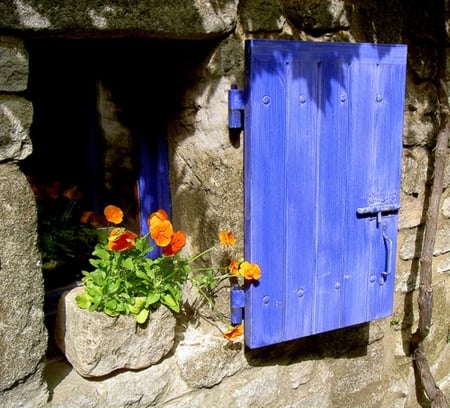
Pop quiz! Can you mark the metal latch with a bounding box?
[357,202,400,285]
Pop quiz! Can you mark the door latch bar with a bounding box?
[356,202,399,285]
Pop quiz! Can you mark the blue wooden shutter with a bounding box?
[241,40,407,349]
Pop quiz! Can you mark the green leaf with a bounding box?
[146,292,160,307]
[93,246,110,260]
[128,296,147,314]
[134,308,149,324]
[161,294,179,313]
[75,292,91,309]
[135,269,151,282]
[122,257,135,270]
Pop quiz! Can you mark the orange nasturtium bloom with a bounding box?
[228,259,240,276]
[108,228,138,251]
[104,205,124,225]
[147,209,170,228]
[63,185,83,200]
[150,219,174,247]
[219,231,236,247]
[162,230,186,256]
[239,261,262,281]
[80,210,94,224]
[222,324,243,340]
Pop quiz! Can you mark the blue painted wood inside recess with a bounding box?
[243,40,407,349]
[138,127,171,256]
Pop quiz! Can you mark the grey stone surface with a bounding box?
[0,95,33,162]
[0,0,238,39]
[0,36,28,92]
[0,163,48,406]
[55,287,177,378]
[239,0,285,33]
[281,0,350,32]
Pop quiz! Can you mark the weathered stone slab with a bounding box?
[0,36,28,92]
[55,287,177,378]
[0,163,48,406]
[281,0,350,32]
[0,95,33,162]
[0,1,238,39]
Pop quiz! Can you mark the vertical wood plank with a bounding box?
[244,44,287,348]
[284,59,319,340]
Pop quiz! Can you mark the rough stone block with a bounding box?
[0,95,33,162]
[281,0,350,32]
[0,1,238,39]
[0,36,28,92]
[55,287,177,378]
[0,163,48,405]
[240,0,285,33]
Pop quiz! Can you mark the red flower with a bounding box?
[45,181,63,199]
[162,230,186,256]
[108,228,137,251]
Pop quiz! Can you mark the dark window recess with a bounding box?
[21,40,179,316]
[229,40,407,348]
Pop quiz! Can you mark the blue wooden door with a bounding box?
[242,40,407,348]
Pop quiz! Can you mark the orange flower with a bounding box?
[222,324,243,340]
[162,230,186,256]
[150,219,174,247]
[80,211,106,228]
[228,259,239,276]
[219,231,236,247]
[108,228,137,251]
[80,210,94,224]
[239,261,261,280]
[147,209,170,228]
[63,185,83,200]
[104,205,123,225]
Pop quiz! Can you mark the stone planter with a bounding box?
[54,287,177,378]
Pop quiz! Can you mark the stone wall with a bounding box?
[0,1,449,407]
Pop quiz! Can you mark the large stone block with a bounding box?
[55,287,177,378]
[0,0,238,39]
[0,36,28,92]
[280,0,350,32]
[240,0,285,33]
[0,95,33,162]
[0,163,48,406]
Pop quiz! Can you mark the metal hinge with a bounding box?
[228,85,245,130]
[230,284,245,325]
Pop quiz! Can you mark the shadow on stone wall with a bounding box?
[245,322,370,367]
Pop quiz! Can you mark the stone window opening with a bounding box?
[20,38,213,362]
